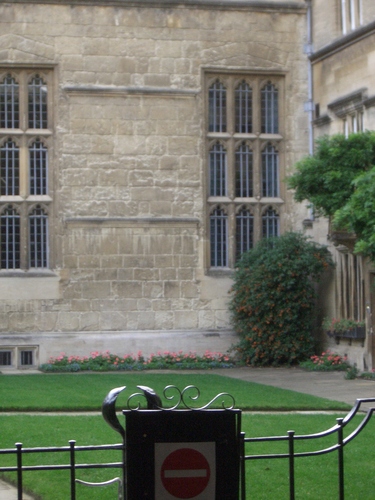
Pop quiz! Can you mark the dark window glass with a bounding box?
[0,74,19,129]
[28,75,48,129]
[29,139,48,195]
[209,142,227,196]
[20,350,33,366]
[235,81,252,133]
[0,139,19,196]
[261,82,278,134]
[235,143,253,197]
[262,143,279,197]
[29,206,48,268]
[0,351,12,365]
[210,207,228,267]
[262,207,279,239]
[0,206,20,269]
[208,80,227,132]
[236,208,253,260]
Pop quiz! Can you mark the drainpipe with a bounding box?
[303,0,315,221]
[305,0,314,155]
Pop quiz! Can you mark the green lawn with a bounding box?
[1,413,374,500]
[2,372,371,499]
[0,372,350,411]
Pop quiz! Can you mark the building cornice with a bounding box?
[328,88,367,118]
[364,95,375,109]
[0,0,307,12]
[310,19,375,64]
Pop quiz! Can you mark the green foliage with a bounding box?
[333,166,375,261]
[287,132,375,217]
[344,364,359,380]
[230,232,333,366]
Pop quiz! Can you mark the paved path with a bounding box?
[216,366,375,406]
[1,367,374,499]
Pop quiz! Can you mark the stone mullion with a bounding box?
[252,79,261,136]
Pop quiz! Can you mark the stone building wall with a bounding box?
[309,1,375,370]
[0,0,308,365]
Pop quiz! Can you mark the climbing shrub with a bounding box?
[230,232,333,366]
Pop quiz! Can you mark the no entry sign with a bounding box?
[155,442,216,499]
[125,409,240,499]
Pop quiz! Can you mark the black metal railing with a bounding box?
[241,398,375,500]
[0,441,124,500]
[0,388,374,500]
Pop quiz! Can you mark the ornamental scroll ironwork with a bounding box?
[128,384,236,411]
[101,384,236,438]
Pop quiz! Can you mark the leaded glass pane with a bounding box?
[29,139,48,195]
[235,81,252,133]
[28,75,48,129]
[236,208,253,260]
[0,139,19,196]
[261,82,278,134]
[0,74,19,129]
[29,206,48,268]
[262,207,279,239]
[0,206,20,269]
[208,80,227,132]
[262,143,279,197]
[210,207,228,267]
[235,143,253,197]
[209,142,227,196]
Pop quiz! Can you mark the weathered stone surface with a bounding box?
[0,0,309,364]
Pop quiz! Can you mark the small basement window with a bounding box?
[20,350,34,366]
[0,350,12,365]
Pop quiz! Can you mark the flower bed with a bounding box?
[299,351,350,372]
[39,350,237,372]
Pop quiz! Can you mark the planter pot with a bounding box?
[340,327,366,339]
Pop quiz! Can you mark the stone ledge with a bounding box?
[65,217,200,228]
[4,0,307,13]
[64,85,200,98]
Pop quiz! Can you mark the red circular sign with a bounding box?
[161,447,211,499]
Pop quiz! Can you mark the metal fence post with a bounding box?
[240,431,246,500]
[337,418,344,500]
[69,440,76,500]
[288,430,295,500]
[15,442,23,500]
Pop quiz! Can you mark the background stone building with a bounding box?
[2,0,374,372]
[306,0,375,370]
[0,0,309,368]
